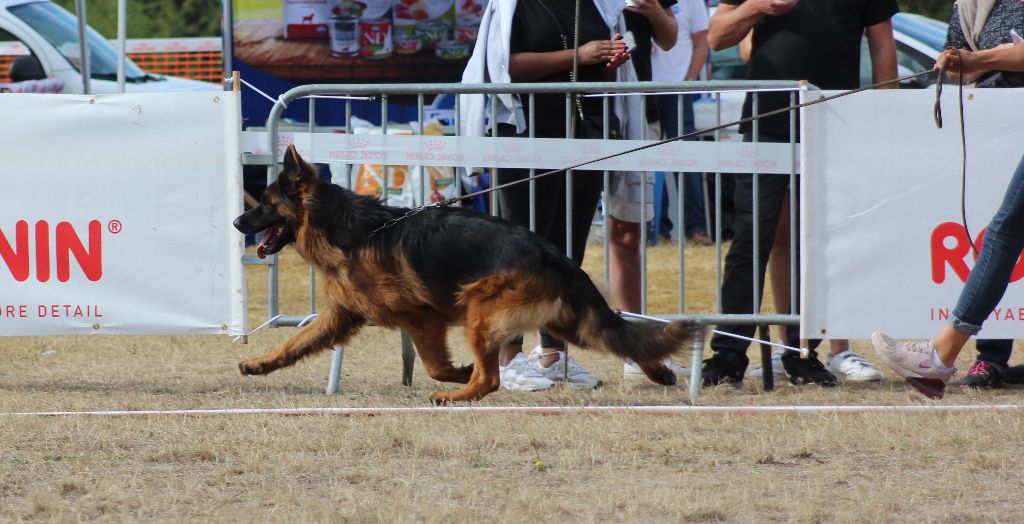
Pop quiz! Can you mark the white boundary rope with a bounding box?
[230,77,373,109]
[1,405,1018,417]
[619,311,811,358]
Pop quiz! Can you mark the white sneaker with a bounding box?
[747,349,788,379]
[826,350,882,382]
[623,359,691,380]
[528,346,601,390]
[499,353,556,392]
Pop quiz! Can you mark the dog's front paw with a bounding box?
[238,359,265,375]
[429,392,451,406]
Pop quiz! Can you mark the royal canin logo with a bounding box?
[424,139,446,152]
[932,222,1023,284]
[501,141,525,153]
[658,143,682,157]
[0,220,117,282]
[348,137,370,149]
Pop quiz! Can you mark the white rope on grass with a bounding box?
[1,405,1019,417]
[618,311,811,358]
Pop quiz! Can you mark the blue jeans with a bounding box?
[656,94,706,237]
[951,154,1024,343]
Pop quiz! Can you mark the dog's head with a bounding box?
[233,144,318,259]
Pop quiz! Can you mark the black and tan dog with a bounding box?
[233,145,702,403]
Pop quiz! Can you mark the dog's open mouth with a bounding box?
[256,223,290,259]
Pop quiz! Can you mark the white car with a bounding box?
[0,0,218,93]
[693,11,947,139]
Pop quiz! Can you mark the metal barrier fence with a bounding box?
[242,80,805,402]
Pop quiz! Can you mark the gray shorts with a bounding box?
[606,120,658,223]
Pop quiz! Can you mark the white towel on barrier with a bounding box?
[459,0,642,152]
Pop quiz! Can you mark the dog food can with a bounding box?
[418,21,448,49]
[283,0,330,39]
[435,39,468,60]
[455,0,485,27]
[329,15,360,56]
[454,24,478,44]
[394,34,422,54]
[359,18,393,59]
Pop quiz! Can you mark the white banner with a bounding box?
[241,131,798,174]
[801,88,1024,339]
[0,92,246,335]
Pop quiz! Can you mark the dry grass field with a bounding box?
[3,240,1024,522]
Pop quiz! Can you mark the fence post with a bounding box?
[326,346,344,394]
[688,323,705,403]
[401,332,415,386]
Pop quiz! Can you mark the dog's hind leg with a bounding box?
[430,273,560,403]
[399,310,473,384]
[428,311,502,404]
[239,303,365,375]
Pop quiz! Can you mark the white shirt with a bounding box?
[650,0,708,82]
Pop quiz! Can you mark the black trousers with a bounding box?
[495,124,603,348]
[710,132,820,356]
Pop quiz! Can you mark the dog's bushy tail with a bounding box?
[549,268,704,364]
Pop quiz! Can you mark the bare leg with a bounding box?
[608,216,643,313]
[935,325,972,368]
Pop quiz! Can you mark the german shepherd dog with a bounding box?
[233,145,702,403]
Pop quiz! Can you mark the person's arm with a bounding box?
[707,0,796,51]
[738,29,752,62]
[508,37,629,81]
[685,30,708,80]
[865,19,898,88]
[625,0,678,51]
[937,44,1024,83]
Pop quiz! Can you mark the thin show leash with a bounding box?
[932,48,973,255]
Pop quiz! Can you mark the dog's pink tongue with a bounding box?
[256,234,271,259]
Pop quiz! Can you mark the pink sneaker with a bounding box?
[871,332,956,399]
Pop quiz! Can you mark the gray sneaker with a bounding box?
[528,347,601,390]
[499,353,555,392]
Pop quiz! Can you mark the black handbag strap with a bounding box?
[528,0,586,124]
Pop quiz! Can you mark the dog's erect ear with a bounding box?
[279,144,318,191]
[283,144,304,174]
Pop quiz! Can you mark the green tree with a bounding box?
[53,0,222,38]
[901,0,954,23]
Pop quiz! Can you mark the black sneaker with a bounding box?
[701,351,749,387]
[781,350,836,387]
[960,360,1007,389]
[1006,364,1024,385]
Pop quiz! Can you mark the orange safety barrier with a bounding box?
[0,54,16,83]
[0,51,222,84]
[128,51,223,84]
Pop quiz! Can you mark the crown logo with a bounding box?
[737,145,756,158]
[501,141,525,153]
[348,137,370,149]
[659,143,681,157]
[424,138,446,152]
